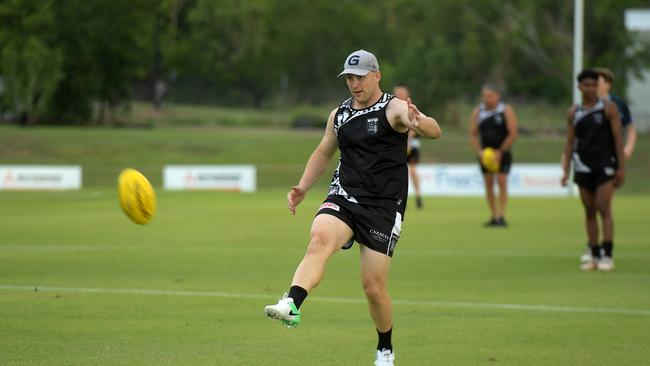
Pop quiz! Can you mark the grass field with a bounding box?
[1,122,649,364]
[1,190,649,365]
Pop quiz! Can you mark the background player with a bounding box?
[264,49,441,366]
[469,83,519,227]
[561,69,625,272]
[393,85,424,209]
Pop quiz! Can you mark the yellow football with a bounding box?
[117,168,156,225]
[481,147,500,173]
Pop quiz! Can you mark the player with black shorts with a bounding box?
[264,50,441,365]
[561,69,625,272]
[469,84,518,227]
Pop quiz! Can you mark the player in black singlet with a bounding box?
[561,69,625,272]
[394,85,424,209]
[264,50,441,365]
[469,84,518,227]
[594,67,636,160]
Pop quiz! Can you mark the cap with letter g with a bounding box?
[338,49,380,77]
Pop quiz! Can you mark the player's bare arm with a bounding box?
[468,107,481,157]
[561,106,577,186]
[624,124,636,160]
[287,108,339,215]
[387,97,441,139]
[605,101,625,187]
[495,105,519,162]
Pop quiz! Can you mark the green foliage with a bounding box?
[1,0,649,124]
[1,38,63,124]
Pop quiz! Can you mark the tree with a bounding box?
[0,0,63,124]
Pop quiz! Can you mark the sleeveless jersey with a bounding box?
[328,93,408,210]
[572,100,617,173]
[477,102,509,150]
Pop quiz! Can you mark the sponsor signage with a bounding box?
[409,164,576,197]
[163,165,256,192]
[0,165,82,190]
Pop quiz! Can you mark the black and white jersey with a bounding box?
[328,93,408,212]
[572,100,617,173]
[477,102,509,150]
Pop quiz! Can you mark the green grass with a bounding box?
[0,191,649,365]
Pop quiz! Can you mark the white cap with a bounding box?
[338,50,380,77]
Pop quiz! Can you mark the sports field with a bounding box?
[1,125,649,365]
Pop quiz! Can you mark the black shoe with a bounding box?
[497,217,508,227]
[483,218,499,227]
[416,197,423,209]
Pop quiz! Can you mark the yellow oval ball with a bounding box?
[481,147,500,173]
[118,168,156,225]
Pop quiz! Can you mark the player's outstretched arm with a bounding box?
[388,97,441,139]
[287,109,339,215]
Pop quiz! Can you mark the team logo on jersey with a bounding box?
[366,118,378,134]
[494,115,503,124]
[593,114,603,124]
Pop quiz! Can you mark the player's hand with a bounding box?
[560,174,569,187]
[287,185,306,215]
[624,145,633,160]
[493,149,503,164]
[406,98,421,129]
[614,169,625,188]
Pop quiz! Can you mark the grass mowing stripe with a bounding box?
[2,284,649,316]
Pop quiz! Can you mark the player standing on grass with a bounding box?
[393,85,424,209]
[469,83,518,227]
[264,50,441,365]
[561,69,625,272]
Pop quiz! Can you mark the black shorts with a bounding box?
[574,167,616,192]
[315,195,403,257]
[407,148,420,164]
[479,150,512,174]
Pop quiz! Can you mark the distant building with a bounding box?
[625,9,650,132]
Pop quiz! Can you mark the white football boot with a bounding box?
[580,248,593,263]
[264,294,301,327]
[374,349,395,366]
[597,256,615,272]
[580,259,598,271]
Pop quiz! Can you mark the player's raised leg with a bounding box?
[264,214,353,327]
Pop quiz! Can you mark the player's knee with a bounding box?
[583,205,597,217]
[362,279,387,302]
[306,230,332,256]
[595,202,611,217]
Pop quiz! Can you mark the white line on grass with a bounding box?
[1,284,649,316]
[2,245,649,259]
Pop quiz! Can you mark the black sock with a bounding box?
[590,244,602,259]
[377,327,393,351]
[602,241,613,258]
[288,285,308,309]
